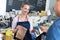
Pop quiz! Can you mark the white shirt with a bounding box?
[12,15,33,32]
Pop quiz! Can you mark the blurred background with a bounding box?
[0,0,57,40]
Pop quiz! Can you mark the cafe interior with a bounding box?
[0,0,58,40]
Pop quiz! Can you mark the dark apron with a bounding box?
[14,21,32,40]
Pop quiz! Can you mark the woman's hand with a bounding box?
[16,25,23,30]
[40,26,48,32]
[12,25,23,33]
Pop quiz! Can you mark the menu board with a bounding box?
[6,0,46,12]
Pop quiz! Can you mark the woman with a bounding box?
[12,2,33,40]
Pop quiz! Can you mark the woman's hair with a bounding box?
[21,2,30,7]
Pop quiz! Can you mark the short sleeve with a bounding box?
[28,17,33,32]
[12,16,18,30]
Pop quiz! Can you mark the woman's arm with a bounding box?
[29,18,34,33]
[12,16,18,33]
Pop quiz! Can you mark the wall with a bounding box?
[45,0,50,11]
[49,0,56,15]
[0,0,7,16]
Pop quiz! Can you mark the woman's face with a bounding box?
[21,5,30,15]
[54,0,60,17]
